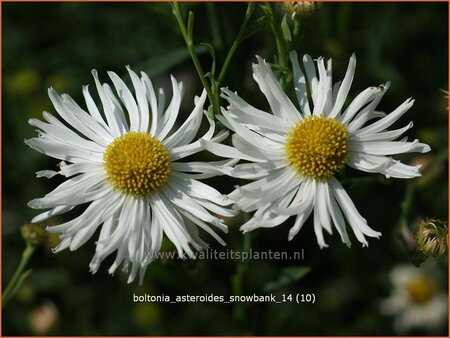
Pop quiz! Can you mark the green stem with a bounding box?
[266,2,290,90]
[171,3,216,117]
[206,3,223,53]
[217,3,254,85]
[232,214,252,323]
[2,244,35,307]
[398,181,415,229]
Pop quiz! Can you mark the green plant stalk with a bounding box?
[398,181,415,230]
[209,3,254,122]
[171,3,217,117]
[232,215,252,322]
[266,2,290,90]
[206,3,223,53]
[217,3,254,85]
[2,244,35,308]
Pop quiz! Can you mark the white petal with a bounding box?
[275,178,314,216]
[28,171,108,209]
[126,66,150,132]
[82,85,109,130]
[163,90,206,148]
[91,69,124,137]
[218,111,284,153]
[221,88,291,132]
[200,139,265,162]
[312,57,332,117]
[289,51,311,116]
[28,118,105,153]
[25,137,103,163]
[330,177,381,245]
[170,172,234,206]
[151,193,193,257]
[354,98,414,135]
[31,205,74,223]
[349,139,431,155]
[108,70,140,132]
[140,71,159,136]
[302,54,319,103]
[326,186,351,247]
[338,86,379,124]
[163,185,220,225]
[351,122,414,141]
[232,168,297,212]
[316,180,333,235]
[328,53,356,118]
[156,76,183,141]
[252,56,302,124]
[171,159,237,179]
[48,88,112,146]
[230,160,287,180]
[346,110,387,133]
[179,209,227,246]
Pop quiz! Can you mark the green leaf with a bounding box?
[200,42,216,77]
[264,266,311,292]
[240,16,267,42]
[281,14,292,43]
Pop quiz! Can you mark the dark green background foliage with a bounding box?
[2,2,448,336]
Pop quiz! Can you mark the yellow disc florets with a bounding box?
[285,115,349,179]
[406,276,435,305]
[103,132,171,197]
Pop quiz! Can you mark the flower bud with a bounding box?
[282,1,322,19]
[20,223,48,247]
[416,218,448,257]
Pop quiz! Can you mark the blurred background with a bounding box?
[2,2,448,336]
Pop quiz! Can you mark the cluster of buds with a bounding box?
[416,218,448,257]
[282,1,322,19]
[20,223,48,247]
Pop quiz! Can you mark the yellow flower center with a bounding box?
[285,116,349,179]
[103,132,171,197]
[406,276,435,305]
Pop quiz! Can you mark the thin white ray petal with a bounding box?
[330,177,381,245]
[140,71,159,135]
[252,56,302,124]
[31,205,75,223]
[156,76,183,141]
[126,66,149,132]
[91,69,123,137]
[290,50,311,116]
[354,98,414,135]
[349,139,431,155]
[82,84,110,130]
[351,122,414,142]
[328,53,356,118]
[164,90,206,149]
[108,70,140,132]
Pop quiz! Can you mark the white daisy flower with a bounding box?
[26,67,236,284]
[380,264,448,333]
[205,53,430,248]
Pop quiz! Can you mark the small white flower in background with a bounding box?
[26,68,236,284]
[380,264,448,333]
[205,53,430,248]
